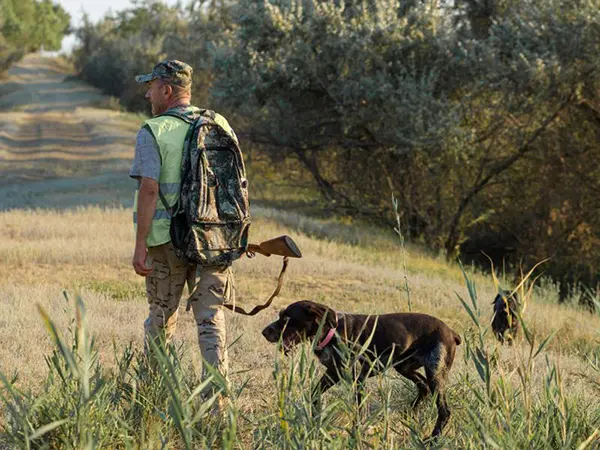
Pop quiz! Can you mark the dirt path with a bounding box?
[0,54,143,210]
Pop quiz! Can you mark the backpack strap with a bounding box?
[158,106,213,124]
[154,107,204,214]
[165,108,238,144]
[158,189,174,216]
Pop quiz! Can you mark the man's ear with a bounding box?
[163,83,173,97]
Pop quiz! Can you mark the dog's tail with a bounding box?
[453,331,462,346]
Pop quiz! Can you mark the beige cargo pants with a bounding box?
[144,242,232,386]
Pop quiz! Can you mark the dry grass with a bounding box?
[1,207,598,398]
[0,207,599,448]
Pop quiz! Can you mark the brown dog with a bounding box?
[262,300,461,438]
[491,290,520,345]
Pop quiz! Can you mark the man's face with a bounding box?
[145,79,171,116]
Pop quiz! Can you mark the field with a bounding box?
[1,56,599,449]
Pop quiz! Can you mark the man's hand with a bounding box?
[133,243,153,276]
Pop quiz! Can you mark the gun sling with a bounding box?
[223,256,289,316]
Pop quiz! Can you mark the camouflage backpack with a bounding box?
[159,107,251,266]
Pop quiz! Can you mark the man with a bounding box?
[129,60,234,395]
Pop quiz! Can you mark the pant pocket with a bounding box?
[146,260,170,306]
[198,265,233,307]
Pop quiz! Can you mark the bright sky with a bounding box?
[54,0,180,53]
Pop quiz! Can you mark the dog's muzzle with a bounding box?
[262,323,280,343]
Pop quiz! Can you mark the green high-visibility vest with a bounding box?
[133,107,197,247]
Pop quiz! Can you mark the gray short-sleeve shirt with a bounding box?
[130,128,161,182]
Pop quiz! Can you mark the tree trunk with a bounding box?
[294,149,348,206]
[443,96,573,260]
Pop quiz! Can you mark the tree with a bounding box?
[0,0,70,72]
[213,0,600,289]
[73,0,236,112]
[213,0,460,205]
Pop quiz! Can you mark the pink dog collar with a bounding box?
[317,311,338,350]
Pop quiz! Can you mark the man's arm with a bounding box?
[130,127,161,277]
[132,177,159,276]
[136,178,159,244]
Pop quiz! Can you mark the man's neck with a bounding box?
[165,98,191,111]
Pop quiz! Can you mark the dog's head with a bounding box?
[492,290,518,316]
[262,300,337,353]
[492,290,520,340]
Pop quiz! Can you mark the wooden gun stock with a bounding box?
[247,235,302,258]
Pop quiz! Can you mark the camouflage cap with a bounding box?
[135,60,193,88]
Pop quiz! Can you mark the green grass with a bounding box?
[1,273,599,449]
[81,280,145,302]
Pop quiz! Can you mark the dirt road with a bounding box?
[0,55,143,210]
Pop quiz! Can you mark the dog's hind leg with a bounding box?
[429,382,450,438]
[425,367,450,438]
[397,367,430,409]
[496,331,505,344]
[424,343,453,438]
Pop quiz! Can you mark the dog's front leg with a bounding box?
[353,363,369,410]
[311,366,340,414]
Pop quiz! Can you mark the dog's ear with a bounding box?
[306,303,337,329]
[322,308,338,329]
